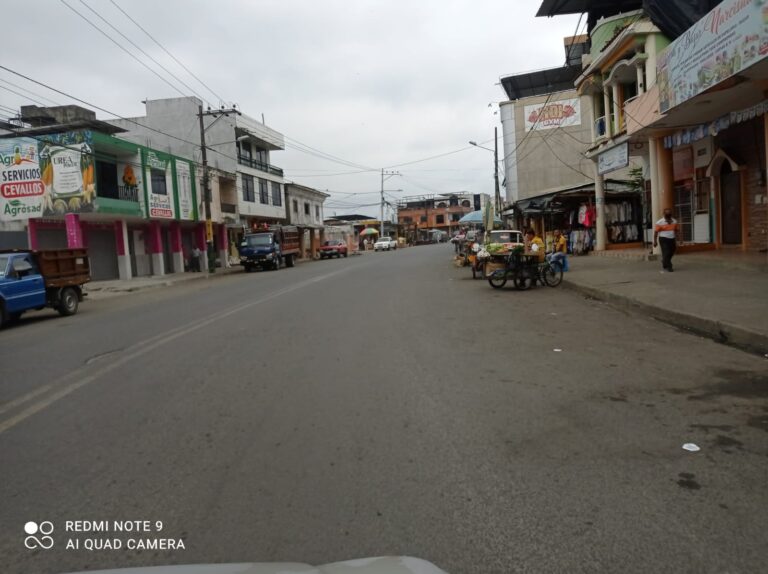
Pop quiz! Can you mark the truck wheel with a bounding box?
[244,264,253,273]
[343,251,348,258]
[285,254,295,268]
[58,287,79,316]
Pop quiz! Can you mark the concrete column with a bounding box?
[27,219,39,250]
[114,220,132,280]
[196,223,209,273]
[645,36,658,88]
[658,142,675,212]
[217,224,228,268]
[147,221,165,277]
[612,83,621,133]
[169,221,184,274]
[603,87,613,138]
[636,65,645,94]
[649,137,661,254]
[65,213,84,248]
[595,169,607,251]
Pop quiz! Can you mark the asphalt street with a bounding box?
[1,244,767,574]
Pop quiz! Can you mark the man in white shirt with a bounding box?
[653,208,678,272]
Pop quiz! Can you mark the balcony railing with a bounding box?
[237,155,284,177]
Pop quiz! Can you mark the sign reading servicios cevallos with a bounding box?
[0,138,44,221]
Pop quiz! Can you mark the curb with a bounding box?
[87,268,243,298]
[561,279,768,357]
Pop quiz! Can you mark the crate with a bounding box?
[35,249,90,288]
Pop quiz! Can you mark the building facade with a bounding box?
[284,183,329,259]
[108,96,288,266]
[0,105,203,280]
[396,193,489,239]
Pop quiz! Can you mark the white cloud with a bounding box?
[1,0,581,214]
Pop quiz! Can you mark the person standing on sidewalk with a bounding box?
[653,208,678,272]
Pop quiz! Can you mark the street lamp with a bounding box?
[469,128,502,213]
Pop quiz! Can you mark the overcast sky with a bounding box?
[1,0,581,217]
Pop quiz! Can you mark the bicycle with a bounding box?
[488,251,563,290]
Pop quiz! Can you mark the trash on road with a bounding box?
[553,348,562,352]
[682,443,701,452]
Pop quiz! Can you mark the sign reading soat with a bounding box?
[658,0,768,113]
[524,98,581,132]
[0,138,44,221]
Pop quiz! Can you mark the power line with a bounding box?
[0,83,51,107]
[77,0,210,106]
[109,0,225,104]
[0,78,61,106]
[59,0,188,98]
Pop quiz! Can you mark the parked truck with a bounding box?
[0,249,90,328]
[238,225,300,272]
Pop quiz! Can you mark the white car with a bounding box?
[374,236,397,251]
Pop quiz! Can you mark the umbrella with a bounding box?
[459,209,502,225]
[360,227,379,236]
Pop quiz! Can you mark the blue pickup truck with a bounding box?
[0,249,90,329]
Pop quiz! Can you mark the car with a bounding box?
[319,240,348,259]
[374,236,397,251]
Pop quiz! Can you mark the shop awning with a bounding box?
[514,180,636,214]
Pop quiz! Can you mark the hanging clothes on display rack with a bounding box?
[604,200,641,244]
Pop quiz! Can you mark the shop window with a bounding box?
[420,215,427,223]
[674,183,694,243]
[259,179,269,204]
[436,214,445,224]
[150,168,167,195]
[271,182,282,206]
[451,213,461,222]
[96,160,118,200]
[242,174,255,202]
[304,202,310,215]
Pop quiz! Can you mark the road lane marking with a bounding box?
[0,383,55,415]
[0,265,361,435]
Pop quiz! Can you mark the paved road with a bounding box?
[1,245,767,574]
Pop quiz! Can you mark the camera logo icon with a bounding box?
[24,521,54,550]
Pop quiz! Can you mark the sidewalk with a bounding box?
[86,266,243,300]
[561,251,768,356]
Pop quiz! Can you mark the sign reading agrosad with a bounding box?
[524,98,581,132]
[658,0,768,113]
[0,138,44,221]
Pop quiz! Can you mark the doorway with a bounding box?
[720,167,741,245]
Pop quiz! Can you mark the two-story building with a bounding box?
[623,0,768,254]
[284,183,329,259]
[0,105,202,280]
[109,96,287,268]
[536,0,751,254]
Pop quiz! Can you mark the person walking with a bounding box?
[653,208,678,272]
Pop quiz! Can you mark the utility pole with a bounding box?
[198,104,241,273]
[197,104,213,273]
[494,126,501,214]
[380,169,399,236]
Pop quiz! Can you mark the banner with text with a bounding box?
[524,98,581,132]
[0,138,43,221]
[658,0,768,113]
